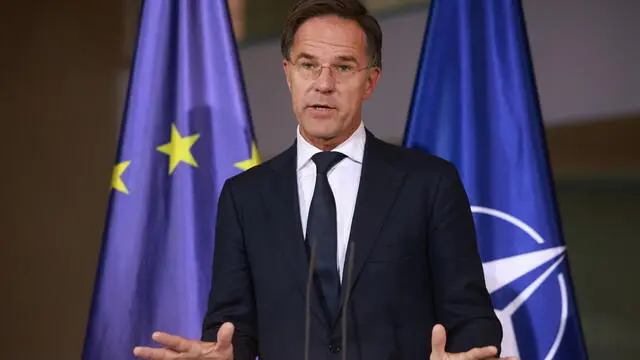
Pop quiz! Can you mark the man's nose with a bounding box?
[314,67,336,93]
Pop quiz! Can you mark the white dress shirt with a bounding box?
[296,121,365,282]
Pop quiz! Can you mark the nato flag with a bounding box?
[82,1,260,359]
[403,1,588,358]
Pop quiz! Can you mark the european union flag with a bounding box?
[82,1,260,359]
[403,1,588,358]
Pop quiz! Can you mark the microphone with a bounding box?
[304,240,317,360]
[342,242,355,360]
[305,241,355,360]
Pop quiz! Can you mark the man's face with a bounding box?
[283,15,381,147]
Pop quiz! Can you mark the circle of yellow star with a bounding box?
[234,142,261,171]
[156,124,201,174]
[112,160,131,194]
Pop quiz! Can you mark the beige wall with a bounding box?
[361,0,426,12]
[0,1,121,358]
[229,0,247,41]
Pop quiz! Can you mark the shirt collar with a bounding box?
[296,121,366,171]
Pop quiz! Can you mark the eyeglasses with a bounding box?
[290,60,372,82]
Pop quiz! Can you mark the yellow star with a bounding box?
[112,161,131,194]
[234,142,261,171]
[156,124,200,174]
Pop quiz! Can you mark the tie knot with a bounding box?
[311,151,346,174]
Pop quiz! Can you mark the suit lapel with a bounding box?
[261,143,329,326]
[335,132,406,325]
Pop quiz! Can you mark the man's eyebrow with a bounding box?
[293,52,360,64]
[294,52,316,61]
[335,55,359,64]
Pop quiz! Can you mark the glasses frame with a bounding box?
[288,59,373,82]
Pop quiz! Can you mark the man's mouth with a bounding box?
[308,104,336,110]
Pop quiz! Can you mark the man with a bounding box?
[134,1,514,359]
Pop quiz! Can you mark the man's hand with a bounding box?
[133,322,235,360]
[429,324,518,360]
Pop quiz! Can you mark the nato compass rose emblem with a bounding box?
[471,206,570,359]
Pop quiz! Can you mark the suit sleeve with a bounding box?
[201,179,258,360]
[427,162,503,353]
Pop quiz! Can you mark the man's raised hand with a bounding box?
[133,322,235,360]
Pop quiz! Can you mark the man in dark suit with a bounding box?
[134,1,514,359]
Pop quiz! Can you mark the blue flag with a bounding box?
[82,1,260,359]
[403,1,588,358]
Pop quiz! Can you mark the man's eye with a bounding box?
[336,64,353,72]
[300,62,316,69]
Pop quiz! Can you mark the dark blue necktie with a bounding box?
[307,151,346,320]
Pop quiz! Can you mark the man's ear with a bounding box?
[363,67,381,100]
[283,59,292,90]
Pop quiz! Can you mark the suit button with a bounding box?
[328,343,341,353]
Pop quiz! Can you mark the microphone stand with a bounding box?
[304,241,317,360]
[342,242,355,360]
[305,241,355,360]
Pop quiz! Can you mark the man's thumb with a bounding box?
[430,324,447,359]
[215,322,235,349]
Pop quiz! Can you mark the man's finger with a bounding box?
[215,322,235,351]
[133,345,179,359]
[430,324,447,359]
[467,346,497,359]
[150,331,194,353]
[449,346,498,360]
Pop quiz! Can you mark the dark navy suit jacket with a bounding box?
[201,130,502,360]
